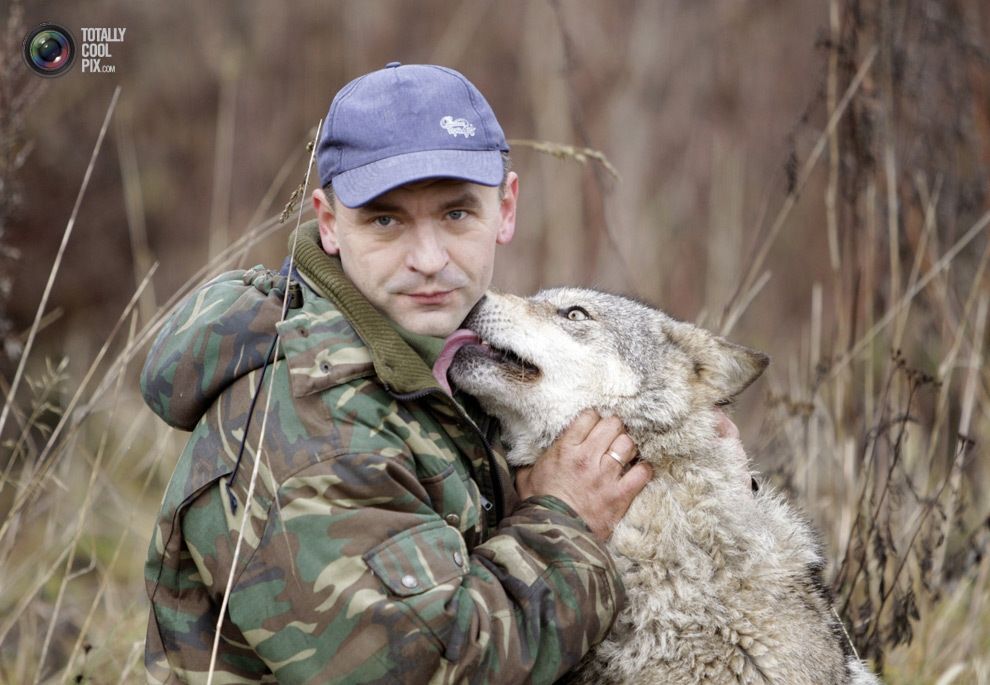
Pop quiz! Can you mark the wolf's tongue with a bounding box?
[432,328,481,395]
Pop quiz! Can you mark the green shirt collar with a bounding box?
[390,322,445,369]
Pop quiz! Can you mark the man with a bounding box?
[142,63,651,684]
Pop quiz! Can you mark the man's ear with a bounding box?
[496,171,519,245]
[312,187,340,254]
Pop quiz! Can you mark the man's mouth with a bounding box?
[432,329,541,394]
[406,290,454,305]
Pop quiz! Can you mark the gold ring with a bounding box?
[605,450,625,466]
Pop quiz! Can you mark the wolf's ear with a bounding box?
[698,338,769,402]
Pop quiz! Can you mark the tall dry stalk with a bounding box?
[0,86,121,446]
[759,1,990,677]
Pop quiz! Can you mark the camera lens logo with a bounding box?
[22,23,76,77]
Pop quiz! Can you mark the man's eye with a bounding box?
[562,306,591,321]
[447,209,466,220]
[373,216,395,227]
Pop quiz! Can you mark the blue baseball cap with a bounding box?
[316,63,509,208]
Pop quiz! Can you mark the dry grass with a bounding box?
[0,0,42,363]
[1,0,988,683]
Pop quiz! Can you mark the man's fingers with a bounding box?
[715,410,740,440]
[714,410,748,469]
[600,433,637,471]
[560,409,601,446]
[582,415,625,457]
[618,461,653,496]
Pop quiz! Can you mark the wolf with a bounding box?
[435,288,880,684]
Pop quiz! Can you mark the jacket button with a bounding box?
[401,574,418,589]
[453,552,464,567]
[444,513,460,527]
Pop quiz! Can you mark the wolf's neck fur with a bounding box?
[619,411,757,550]
[501,404,761,563]
[500,402,748,472]
[499,407,575,465]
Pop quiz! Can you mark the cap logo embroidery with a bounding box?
[440,116,476,138]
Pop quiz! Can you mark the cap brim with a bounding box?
[331,149,504,208]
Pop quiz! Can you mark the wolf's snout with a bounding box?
[462,293,489,329]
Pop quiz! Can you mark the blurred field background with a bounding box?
[1,0,988,682]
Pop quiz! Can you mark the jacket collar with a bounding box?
[289,220,442,396]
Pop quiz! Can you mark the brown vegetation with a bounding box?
[1,0,987,682]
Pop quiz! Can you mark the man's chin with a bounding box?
[391,309,464,338]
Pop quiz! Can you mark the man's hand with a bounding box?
[715,409,756,491]
[515,410,652,541]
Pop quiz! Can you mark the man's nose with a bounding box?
[407,223,449,275]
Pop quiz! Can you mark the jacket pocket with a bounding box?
[363,519,469,597]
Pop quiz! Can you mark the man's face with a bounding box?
[312,173,518,337]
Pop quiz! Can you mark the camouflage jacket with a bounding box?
[142,221,624,684]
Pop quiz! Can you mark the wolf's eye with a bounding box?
[563,306,591,321]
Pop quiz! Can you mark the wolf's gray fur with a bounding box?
[448,288,880,684]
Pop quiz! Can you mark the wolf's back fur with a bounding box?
[448,289,879,684]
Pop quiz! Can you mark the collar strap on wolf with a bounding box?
[289,221,441,396]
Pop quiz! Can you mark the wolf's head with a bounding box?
[438,288,768,465]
